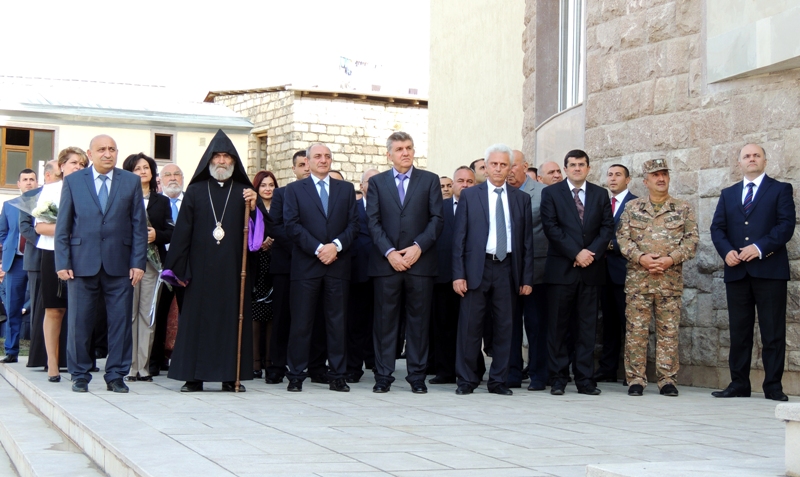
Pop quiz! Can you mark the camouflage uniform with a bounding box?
[617,182,698,390]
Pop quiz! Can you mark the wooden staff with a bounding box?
[235,198,251,392]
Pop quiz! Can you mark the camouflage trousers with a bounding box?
[624,293,681,389]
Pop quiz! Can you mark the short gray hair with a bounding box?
[386,131,414,151]
[453,165,474,178]
[484,143,513,163]
[306,143,332,158]
[739,143,767,160]
[43,160,57,176]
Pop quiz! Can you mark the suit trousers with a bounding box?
[3,258,27,355]
[373,273,433,383]
[267,273,291,377]
[150,284,183,372]
[726,275,787,393]
[547,281,599,389]
[67,269,133,383]
[431,282,459,379]
[287,276,348,380]
[597,281,626,378]
[128,262,158,378]
[456,256,515,390]
[347,279,375,379]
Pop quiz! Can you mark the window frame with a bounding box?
[558,0,586,112]
[0,126,55,189]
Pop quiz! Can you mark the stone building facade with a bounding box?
[207,86,428,186]
[522,0,800,393]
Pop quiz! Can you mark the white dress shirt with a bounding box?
[741,172,765,203]
[611,189,628,217]
[567,179,586,205]
[486,183,512,254]
[311,174,342,253]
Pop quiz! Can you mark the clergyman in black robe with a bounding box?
[163,129,268,392]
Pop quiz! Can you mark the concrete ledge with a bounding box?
[777,403,800,477]
[587,458,783,476]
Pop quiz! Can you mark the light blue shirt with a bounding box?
[392,166,413,195]
[91,166,113,196]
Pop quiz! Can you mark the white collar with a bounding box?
[743,173,766,188]
[566,179,586,192]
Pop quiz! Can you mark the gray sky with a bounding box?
[6,0,429,100]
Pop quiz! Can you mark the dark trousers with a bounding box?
[507,285,549,386]
[431,282,459,379]
[3,259,27,355]
[547,282,598,389]
[150,285,183,372]
[456,256,514,390]
[373,273,433,383]
[597,281,626,379]
[347,279,374,379]
[267,274,291,377]
[287,276,348,381]
[726,275,787,393]
[67,270,133,383]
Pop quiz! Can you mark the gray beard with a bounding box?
[163,184,182,197]
[209,163,234,181]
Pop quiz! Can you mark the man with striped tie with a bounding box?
[710,144,796,402]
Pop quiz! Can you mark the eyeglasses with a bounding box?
[162,172,182,178]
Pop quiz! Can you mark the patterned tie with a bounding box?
[495,188,507,261]
[573,188,584,223]
[319,180,329,216]
[743,182,754,215]
[18,235,26,254]
[611,196,617,216]
[396,173,407,204]
[169,197,179,223]
[98,175,109,213]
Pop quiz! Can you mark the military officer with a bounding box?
[616,159,698,397]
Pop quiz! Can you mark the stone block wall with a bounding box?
[524,0,800,393]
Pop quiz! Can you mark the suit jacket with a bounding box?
[351,198,372,283]
[435,197,456,284]
[18,187,42,272]
[284,176,359,280]
[606,190,637,285]
[710,175,795,282]
[519,177,548,284]
[146,192,174,264]
[540,180,614,286]
[452,182,534,290]
[0,202,23,271]
[55,167,148,277]
[268,187,292,275]
[366,167,443,277]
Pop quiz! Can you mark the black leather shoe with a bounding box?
[345,376,361,384]
[1,355,18,363]
[765,390,789,401]
[329,378,350,392]
[550,384,566,395]
[124,376,137,382]
[253,370,263,379]
[48,375,61,383]
[310,374,329,384]
[72,378,89,392]
[489,385,513,396]
[287,379,303,392]
[106,379,129,393]
[527,382,546,391]
[628,384,644,396]
[373,381,391,393]
[711,385,750,398]
[577,385,601,396]
[180,381,204,392]
[265,374,284,384]
[506,382,522,389]
[411,380,427,394]
[89,366,100,372]
[455,384,473,395]
[148,366,160,377]
[222,382,245,392]
[660,384,679,397]
[429,375,456,384]
[137,375,153,382]
[594,374,618,383]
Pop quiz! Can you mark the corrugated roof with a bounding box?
[205,84,428,106]
[0,77,253,130]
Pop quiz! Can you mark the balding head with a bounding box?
[360,168,380,196]
[507,150,528,187]
[87,134,118,174]
[537,161,563,185]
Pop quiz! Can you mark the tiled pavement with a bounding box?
[0,358,787,476]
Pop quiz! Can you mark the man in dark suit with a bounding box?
[0,168,38,363]
[346,168,379,383]
[595,164,637,382]
[541,149,614,395]
[453,144,534,395]
[430,166,475,385]
[710,143,796,402]
[367,131,443,393]
[284,143,359,392]
[55,134,148,393]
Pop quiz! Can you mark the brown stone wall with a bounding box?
[524,0,800,393]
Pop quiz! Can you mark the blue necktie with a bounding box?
[170,197,179,223]
[319,180,328,216]
[495,188,507,261]
[743,182,754,215]
[397,173,407,204]
[98,175,109,213]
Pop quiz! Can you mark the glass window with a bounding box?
[1,127,54,187]
[559,0,586,111]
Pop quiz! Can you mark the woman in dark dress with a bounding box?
[250,170,277,378]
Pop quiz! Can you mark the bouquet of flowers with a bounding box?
[32,200,58,223]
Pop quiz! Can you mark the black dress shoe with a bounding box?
[345,375,361,384]
[48,375,61,383]
[660,384,679,397]
[287,379,303,392]
[489,385,513,396]
[89,366,100,373]
[628,384,644,396]
[411,380,427,394]
[577,385,601,396]
[137,375,153,382]
[373,381,391,393]
[506,382,522,389]
[310,374,329,384]
[1,355,18,363]
[455,384,473,395]
[253,370,263,379]
[124,376,137,382]
[594,374,618,383]
[72,378,89,393]
[180,381,204,392]
[329,378,350,392]
[429,375,456,384]
[711,386,750,398]
[765,390,789,401]
[106,379,129,393]
[222,382,245,392]
[550,384,566,395]
[527,382,546,391]
[265,374,284,384]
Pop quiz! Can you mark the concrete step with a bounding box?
[0,373,104,477]
[586,458,784,476]
[0,442,21,477]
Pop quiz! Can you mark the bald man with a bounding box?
[537,161,563,186]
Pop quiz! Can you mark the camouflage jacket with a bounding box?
[616,195,698,296]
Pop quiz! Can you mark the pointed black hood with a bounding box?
[189,129,253,188]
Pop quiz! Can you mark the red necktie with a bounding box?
[18,235,26,254]
[612,197,617,216]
